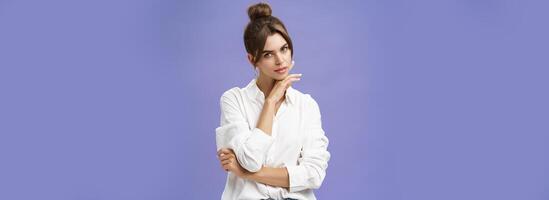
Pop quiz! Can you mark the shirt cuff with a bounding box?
[286,164,308,192]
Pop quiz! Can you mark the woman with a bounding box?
[215,3,330,200]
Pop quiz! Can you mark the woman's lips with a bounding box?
[274,67,288,74]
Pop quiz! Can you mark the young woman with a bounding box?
[215,3,330,200]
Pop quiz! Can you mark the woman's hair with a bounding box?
[244,2,294,66]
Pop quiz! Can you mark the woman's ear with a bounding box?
[247,53,255,66]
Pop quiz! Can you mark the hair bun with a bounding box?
[247,2,272,21]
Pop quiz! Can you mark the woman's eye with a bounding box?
[264,53,272,57]
[282,47,288,51]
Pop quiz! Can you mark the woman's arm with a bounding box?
[256,99,276,135]
[243,166,289,188]
[257,73,302,135]
[218,148,289,188]
[216,91,275,173]
[216,75,301,172]
[219,95,329,192]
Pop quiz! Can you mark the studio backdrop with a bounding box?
[1,0,548,199]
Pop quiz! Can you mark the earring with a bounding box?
[254,67,259,78]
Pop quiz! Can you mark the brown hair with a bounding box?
[244,2,294,66]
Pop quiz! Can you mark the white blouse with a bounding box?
[215,78,331,200]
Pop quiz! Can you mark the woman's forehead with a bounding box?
[263,33,287,51]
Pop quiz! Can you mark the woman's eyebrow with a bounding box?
[262,43,288,54]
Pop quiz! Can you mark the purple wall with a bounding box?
[1,0,548,199]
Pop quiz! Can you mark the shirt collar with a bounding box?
[246,78,296,105]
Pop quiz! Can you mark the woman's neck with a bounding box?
[256,75,276,98]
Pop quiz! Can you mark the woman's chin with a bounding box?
[273,74,287,81]
[265,72,290,81]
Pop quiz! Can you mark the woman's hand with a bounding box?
[266,72,302,104]
[217,148,249,178]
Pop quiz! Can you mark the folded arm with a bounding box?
[218,95,330,192]
[215,90,278,172]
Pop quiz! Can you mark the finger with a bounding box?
[285,73,302,80]
[277,74,300,85]
[288,74,302,81]
[284,77,301,88]
[220,148,232,154]
[218,149,231,157]
[220,155,233,162]
[218,148,231,154]
[283,74,302,84]
[222,159,232,165]
[221,152,235,159]
[217,149,225,156]
[288,76,301,83]
[219,153,235,160]
[219,157,238,163]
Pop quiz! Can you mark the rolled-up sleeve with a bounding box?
[286,95,331,192]
[215,90,274,172]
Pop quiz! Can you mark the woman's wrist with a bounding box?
[264,98,278,107]
[240,169,255,180]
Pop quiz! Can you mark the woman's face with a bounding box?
[250,33,293,81]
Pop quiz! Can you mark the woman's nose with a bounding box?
[274,53,285,65]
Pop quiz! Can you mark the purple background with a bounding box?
[1,0,548,199]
